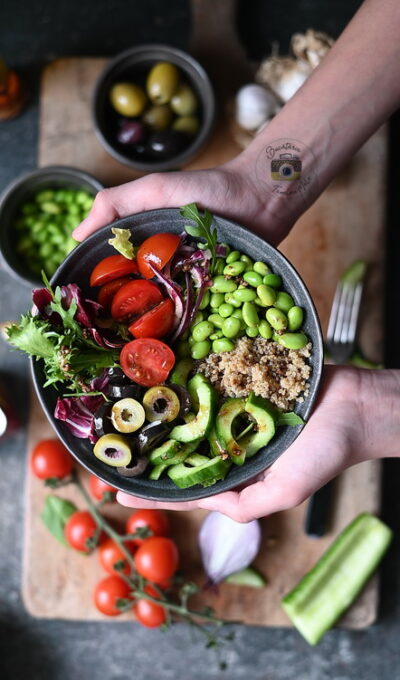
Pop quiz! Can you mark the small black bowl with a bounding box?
[31,208,323,502]
[93,44,215,172]
[0,166,103,287]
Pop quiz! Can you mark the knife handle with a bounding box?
[304,480,335,537]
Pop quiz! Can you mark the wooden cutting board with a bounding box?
[22,54,386,627]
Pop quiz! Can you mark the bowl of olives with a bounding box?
[93,44,216,171]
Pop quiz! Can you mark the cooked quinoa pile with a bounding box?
[198,336,312,411]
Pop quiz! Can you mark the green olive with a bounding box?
[142,104,174,130]
[172,115,199,136]
[147,61,180,104]
[170,83,198,115]
[93,433,132,467]
[109,82,147,116]
[143,386,180,422]
[111,398,145,433]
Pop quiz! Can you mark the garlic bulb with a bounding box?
[235,83,279,131]
[256,57,312,103]
[291,29,334,69]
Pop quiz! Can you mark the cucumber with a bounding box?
[149,440,202,478]
[215,397,247,465]
[241,392,277,457]
[168,455,231,488]
[148,440,181,465]
[169,358,194,387]
[170,374,216,443]
[281,513,393,645]
[225,567,266,588]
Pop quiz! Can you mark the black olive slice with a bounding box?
[137,421,170,455]
[106,383,143,400]
[117,456,148,477]
[169,384,192,417]
[107,366,130,385]
[94,402,114,438]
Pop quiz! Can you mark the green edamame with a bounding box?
[224,293,242,308]
[199,289,211,310]
[257,284,277,307]
[212,338,234,353]
[253,261,270,276]
[191,340,212,359]
[218,303,234,318]
[277,332,308,350]
[232,287,257,303]
[246,326,259,338]
[242,302,259,327]
[223,261,246,276]
[210,276,238,294]
[266,307,288,331]
[214,259,225,275]
[208,313,225,329]
[274,291,295,313]
[226,250,240,264]
[192,311,204,326]
[259,320,273,339]
[192,321,214,342]
[231,308,243,320]
[240,254,253,265]
[263,273,282,289]
[288,306,304,331]
[210,331,223,340]
[243,270,263,287]
[210,292,225,308]
[222,316,241,338]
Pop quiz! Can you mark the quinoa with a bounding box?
[198,337,312,411]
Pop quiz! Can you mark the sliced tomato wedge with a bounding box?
[128,299,175,339]
[97,276,132,309]
[90,255,138,287]
[120,339,175,386]
[111,280,163,322]
[137,233,180,279]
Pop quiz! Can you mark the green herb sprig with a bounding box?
[181,203,218,274]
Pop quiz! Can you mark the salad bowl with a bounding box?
[31,208,323,501]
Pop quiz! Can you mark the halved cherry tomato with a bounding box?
[89,475,117,501]
[137,233,180,279]
[128,298,175,339]
[134,586,167,628]
[98,537,136,575]
[111,280,163,322]
[93,575,132,616]
[97,276,132,309]
[126,509,170,546]
[120,338,175,387]
[90,255,138,287]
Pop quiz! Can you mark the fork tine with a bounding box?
[345,282,363,343]
[326,283,343,342]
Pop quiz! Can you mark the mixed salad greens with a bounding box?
[7,204,308,489]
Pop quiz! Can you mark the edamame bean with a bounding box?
[275,291,295,313]
[199,289,211,310]
[240,254,253,264]
[223,261,246,276]
[210,276,238,293]
[243,270,263,287]
[253,261,270,276]
[210,331,223,340]
[259,320,273,339]
[288,305,304,331]
[266,307,288,331]
[224,292,242,308]
[210,292,225,308]
[219,303,234,318]
[242,302,259,327]
[245,326,258,338]
[192,311,204,326]
[277,332,308,350]
[254,296,266,307]
[208,313,225,329]
[257,284,277,307]
[192,320,214,342]
[231,308,243,320]
[232,287,257,303]
[188,334,196,345]
[212,338,234,353]
[214,259,225,275]
[191,340,212,359]
[222,316,241,338]
[226,250,240,264]
[263,273,282,289]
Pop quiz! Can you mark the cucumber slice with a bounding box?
[149,440,200,473]
[168,455,231,488]
[215,397,247,465]
[170,358,194,387]
[170,374,216,443]
[242,392,277,457]
[225,567,266,588]
[282,513,393,645]
[148,440,181,465]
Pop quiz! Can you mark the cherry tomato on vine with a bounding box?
[128,298,175,339]
[31,439,73,480]
[64,510,98,553]
[97,276,132,309]
[93,575,132,616]
[120,338,175,387]
[98,537,135,575]
[126,509,170,547]
[137,233,180,279]
[134,537,179,584]
[111,279,163,322]
[134,586,167,628]
[90,255,138,287]
[89,475,117,501]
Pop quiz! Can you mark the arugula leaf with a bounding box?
[108,227,136,259]
[41,495,77,546]
[6,315,58,360]
[277,412,305,426]
[180,203,218,273]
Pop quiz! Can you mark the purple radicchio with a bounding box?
[54,370,109,443]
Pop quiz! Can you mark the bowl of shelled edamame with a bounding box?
[0,165,103,286]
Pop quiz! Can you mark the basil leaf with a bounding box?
[277,412,305,426]
[41,495,77,546]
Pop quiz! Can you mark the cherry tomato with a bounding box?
[137,233,180,279]
[128,298,175,339]
[98,537,135,575]
[64,510,98,553]
[134,586,167,628]
[31,439,73,480]
[111,279,163,322]
[90,255,138,287]
[120,338,175,387]
[97,276,132,309]
[134,537,179,584]
[126,509,170,546]
[89,475,117,501]
[93,575,132,616]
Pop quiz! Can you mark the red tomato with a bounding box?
[31,439,73,480]
[93,575,132,616]
[134,586,167,628]
[128,298,175,339]
[134,537,179,584]
[120,338,175,387]
[64,511,98,553]
[98,537,135,575]
[90,255,138,287]
[89,475,117,501]
[126,509,170,546]
[111,279,163,322]
[97,276,132,309]
[137,233,180,279]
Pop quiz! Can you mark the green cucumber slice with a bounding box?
[170,358,194,387]
[168,455,231,488]
[225,567,266,587]
[215,397,247,465]
[241,392,277,457]
[148,440,181,465]
[170,374,216,443]
[148,440,201,477]
[281,513,393,645]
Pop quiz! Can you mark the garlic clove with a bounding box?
[235,83,279,131]
[256,57,312,103]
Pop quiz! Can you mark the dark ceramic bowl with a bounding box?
[31,208,323,502]
[0,166,103,287]
[93,44,215,171]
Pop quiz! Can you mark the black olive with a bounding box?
[94,402,114,438]
[106,383,143,400]
[147,130,187,158]
[117,456,148,477]
[169,384,192,417]
[107,367,130,385]
[137,421,170,456]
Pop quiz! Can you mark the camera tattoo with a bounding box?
[255,138,319,200]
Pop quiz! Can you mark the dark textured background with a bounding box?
[1,2,399,679]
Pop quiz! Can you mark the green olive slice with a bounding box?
[143,386,180,423]
[93,433,132,467]
[111,398,145,433]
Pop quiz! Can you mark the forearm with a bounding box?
[358,368,400,462]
